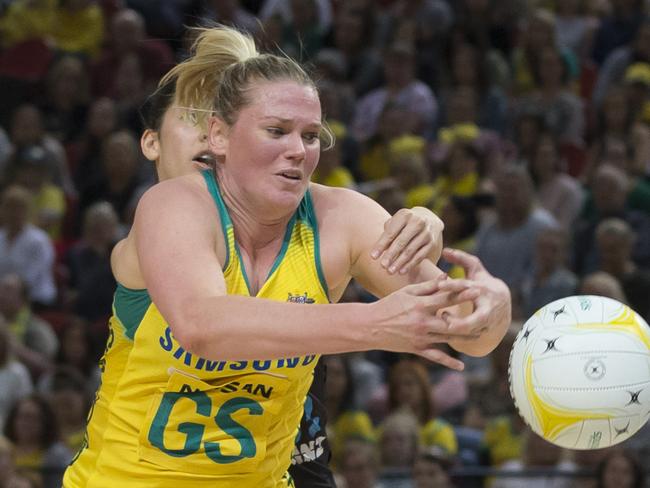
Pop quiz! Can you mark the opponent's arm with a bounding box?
[339,187,511,357]
[133,179,467,368]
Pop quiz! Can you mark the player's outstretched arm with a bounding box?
[133,179,470,369]
[370,206,444,275]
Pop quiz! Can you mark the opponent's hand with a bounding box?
[371,207,444,275]
[436,248,511,356]
[373,275,481,370]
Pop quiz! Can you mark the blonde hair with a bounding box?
[161,25,333,147]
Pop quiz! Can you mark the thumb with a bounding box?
[442,248,484,277]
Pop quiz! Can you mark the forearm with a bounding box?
[179,295,384,360]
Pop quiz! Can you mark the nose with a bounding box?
[285,131,306,161]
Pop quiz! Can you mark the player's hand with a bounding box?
[437,248,511,355]
[372,274,481,371]
[370,207,443,275]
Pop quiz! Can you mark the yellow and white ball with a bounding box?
[508,295,650,449]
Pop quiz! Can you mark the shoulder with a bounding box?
[530,207,558,228]
[310,183,389,229]
[136,173,215,221]
[23,224,51,241]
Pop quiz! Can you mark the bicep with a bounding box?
[346,192,442,297]
[133,185,227,332]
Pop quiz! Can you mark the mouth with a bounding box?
[276,170,303,181]
[193,152,216,165]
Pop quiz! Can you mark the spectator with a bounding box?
[339,438,382,488]
[311,121,356,188]
[0,274,58,378]
[0,435,15,481]
[450,0,517,75]
[276,0,326,61]
[5,104,74,196]
[358,106,421,182]
[324,354,375,468]
[573,164,650,274]
[552,0,599,61]
[440,42,508,134]
[511,9,577,96]
[0,321,33,431]
[514,45,585,146]
[3,395,72,488]
[376,410,419,487]
[11,145,66,241]
[595,218,650,320]
[78,130,148,225]
[0,0,54,48]
[473,327,526,468]
[39,367,90,453]
[39,56,90,144]
[521,229,578,319]
[37,317,100,395]
[587,85,650,182]
[596,448,645,488]
[0,186,57,306]
[439,195,481,278]
[352,41,438,143]
[382,359,459,456]
[474,164,557,299]
[328,5,384,97]
[593,18,650,106]
[591,0,645,66]
[384,0,453,87]
[529,134,584,230]
[0,0,103,58]
[52,0,104,59]
[578,271,628,303]
[90,8,174,98]
[389,148,434,209]
[429,139,482,214]
[412,447,454,488]
[259,0,333,34]
[493,429,577,488]
[71,97,119,197]
[64,202,119,322]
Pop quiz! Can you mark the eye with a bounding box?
[302,132,320,143]
[267,127,285,137]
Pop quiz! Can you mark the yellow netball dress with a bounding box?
[64,170,329,487]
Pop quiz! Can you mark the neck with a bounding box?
[5,222,27,240]
[541,84,561,97]
[218,176,294,256]
[500,211,528,229]
[604,260,635,278]
[326,397,341,419]
[535,265,556,283]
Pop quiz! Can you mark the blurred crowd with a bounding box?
[0,0,650,487]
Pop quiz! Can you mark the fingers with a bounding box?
[370,211,409,260]
[415,348,465,371]
[441,248,485,278]
[405,274,447,296]
[446,306,491,336]
[388,232,432,275]
[420,290,474,317]
[371,211,435,275]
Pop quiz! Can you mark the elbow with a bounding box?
[165,299,208,357]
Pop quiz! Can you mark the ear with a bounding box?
[141,129,160,162]
[207,116,229,157]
